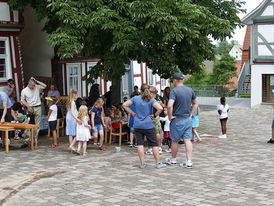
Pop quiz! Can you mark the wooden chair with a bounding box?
[109,122,128,146]
[104,120,110,144]
[48,118,65,138]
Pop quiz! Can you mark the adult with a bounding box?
[163,87,170,106]
[47,84,62,117]
[47,84,61,104]
[21,77,47,148]
[0,91,13,123]
[4,79,16,105]
[130,85,140,97]
[87,84,100,109]
[123,84,166,169]
[166,73,198,169]
[104,86,112,109]
[148,85,164,154]
[267,93,274,144]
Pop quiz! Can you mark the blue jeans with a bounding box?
[170,117,192,142]
[92,124,103,134]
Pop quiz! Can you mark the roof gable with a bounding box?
[242,0,274,24]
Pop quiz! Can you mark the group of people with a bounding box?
[0,77,63,148]
[0,73,232,170]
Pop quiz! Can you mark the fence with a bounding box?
[184,84,237,97]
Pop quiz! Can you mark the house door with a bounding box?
[67,63,81,97]
[262,74,274,103]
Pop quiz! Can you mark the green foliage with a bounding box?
[209,54,238,85]
[184,66,209,85]
[9,0,245,83]
[215,40,239,55]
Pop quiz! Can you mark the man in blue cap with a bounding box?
[166,72,198,169]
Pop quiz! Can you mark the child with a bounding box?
[104,109,112,130]
[217,97,229,139]
[67,88,79,152]
[160,108,171,153]
[191,107,202,142]
[90,98,106,151]
[76,105,91,156]
[45,97,58,147]
[11,102,30,140]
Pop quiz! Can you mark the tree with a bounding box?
[209,54,237,85]
[184,66,209,85]
[9,0,245,83]
[215,40,239,56]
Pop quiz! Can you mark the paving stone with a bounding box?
[1,105,274,205]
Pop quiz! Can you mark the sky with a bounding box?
[230,0,263,44]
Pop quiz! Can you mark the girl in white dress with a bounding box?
[76,105,91,156]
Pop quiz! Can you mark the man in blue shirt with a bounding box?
[166,73,198,169]
[0,91,13,123]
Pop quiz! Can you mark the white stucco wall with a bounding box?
[251,64,274,107]
[229,47,242,61]
[19,6,54,80]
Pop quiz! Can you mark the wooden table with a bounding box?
[0,122,40,153]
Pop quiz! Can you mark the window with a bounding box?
[66,63,81,96]
[87,62,100,95]
[161,79,167,87]
[262,74,274,103]
[0,38,11,81]
[147,68,154,85]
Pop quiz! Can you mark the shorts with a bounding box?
[130,127,135,133]
[153,116,162,134]
[170,117,192,141]
[134,128,158,147]
[164,131,171,138]
[92,124,103,133]
[49,120,57,131]
[220,117,228,123]
[272,118,274,129]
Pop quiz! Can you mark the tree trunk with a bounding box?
[111,79,121,105]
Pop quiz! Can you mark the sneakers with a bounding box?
[129,144,134,148]
[49,144,58,148]
[156,163,166,169]
[218,134,227,139]
[166,157,177,165]
[145,148,153,155]
[267,138,274,144]
[165,148,171,153]
[98,146,105,151]
[180,160,193,169]
[159,147,162,154]
[139,163,146,169]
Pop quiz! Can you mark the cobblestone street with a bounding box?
[1,105,273,206]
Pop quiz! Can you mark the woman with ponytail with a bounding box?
[123,84,166,169]
[66,88,80,151]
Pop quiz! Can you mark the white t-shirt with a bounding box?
[48,104,58,121]
[217,104,229,119]
[21,85,45,106]
[160,116,170,131]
